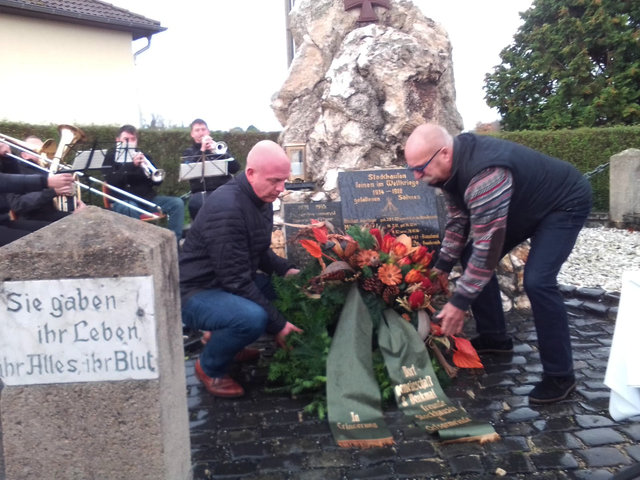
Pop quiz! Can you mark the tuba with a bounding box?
[49,124,86,211]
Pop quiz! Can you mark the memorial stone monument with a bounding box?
[0,207,190,480]
[609,148,640,227]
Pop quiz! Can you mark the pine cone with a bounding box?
[382,285,400,305]
[361,277,384,294]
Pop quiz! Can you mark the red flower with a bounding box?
[408,290,425,309]
[369,228,382,249]
[411,245,428,263]
[381,234,395,253]
[396,256,412,266]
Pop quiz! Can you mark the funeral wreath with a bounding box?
[267,222,483,418]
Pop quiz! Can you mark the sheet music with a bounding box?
[71,149,109,170]
[179,158,233,181]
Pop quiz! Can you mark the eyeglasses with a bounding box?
[405,147,443,174]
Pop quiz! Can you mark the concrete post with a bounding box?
[609,148,640,227]
[0,207,191,480]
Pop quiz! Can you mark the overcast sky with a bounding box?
[107,0,533,132]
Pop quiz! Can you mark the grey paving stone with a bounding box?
[576,414,617,428]
[575,428,626,446]
[530,451,579,470]
[578,447,632,467]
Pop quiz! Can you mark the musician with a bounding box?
[0,141,75,247]
[181,118,240,220]
[7,136,83,222]
[103,125,185,242]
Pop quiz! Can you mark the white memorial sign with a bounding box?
[0,276,158,386]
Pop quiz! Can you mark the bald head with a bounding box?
[405,124,452,159]
[246,140,290,171]
[245,140,291,203]
[404,123,454,185]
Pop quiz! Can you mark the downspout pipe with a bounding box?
[133,36,152,64]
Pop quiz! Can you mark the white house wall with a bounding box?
[0,13,139,126]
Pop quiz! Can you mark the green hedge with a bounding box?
[491,126,640,211]
[4,122,639,212]
[0,122,279,201]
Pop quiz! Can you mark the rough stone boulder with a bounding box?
[272,0,463,190]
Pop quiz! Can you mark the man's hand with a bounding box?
[0,142,10,156]
[436,302,466,336]
[47,173,74,190]
[275,321,303,349]
[285,268,300,277]
[72,199,87,213]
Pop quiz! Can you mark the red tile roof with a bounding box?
[0,0,166,40]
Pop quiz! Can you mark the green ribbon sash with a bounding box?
[327,285,499,448]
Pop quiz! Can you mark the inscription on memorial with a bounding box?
[0,276,158,386]
[338,169,444,248]
[283,202,344,266]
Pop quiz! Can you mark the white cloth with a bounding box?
[604,271,640,421]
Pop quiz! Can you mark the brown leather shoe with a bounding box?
[233,347,260,363]
[194,359,244,398]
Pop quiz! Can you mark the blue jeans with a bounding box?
[112,195,184,241]
[463,196,592,376]
[181,274,276,378]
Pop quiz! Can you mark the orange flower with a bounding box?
[356,249,380,268]
[391,243,407,258]
[404,269,424,284]
[378,263,402,286]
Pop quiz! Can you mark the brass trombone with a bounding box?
[0,132,164,219]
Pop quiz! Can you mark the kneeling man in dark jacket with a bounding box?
[179,140,302,397]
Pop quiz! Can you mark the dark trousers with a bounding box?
[187,191,213,221]
[0,218,50,247]
[463,200,592,376]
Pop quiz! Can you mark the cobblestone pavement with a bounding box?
[186,288,640,480]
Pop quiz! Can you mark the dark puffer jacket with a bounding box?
[179,172,294,334]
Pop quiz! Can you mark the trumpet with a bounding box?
[140,156,166,183]
[116,141,165,183]
[201,136,228,155]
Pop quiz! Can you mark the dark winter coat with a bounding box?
[179,172,294,334]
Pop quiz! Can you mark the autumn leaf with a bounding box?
[451,336,483,369]
[300,239,323,259]
[311,224,329,244]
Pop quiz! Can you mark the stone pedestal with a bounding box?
[0,207,191,480]
[609,148,640,227]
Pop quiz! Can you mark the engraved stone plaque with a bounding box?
[283,201,344,266]
[338,169,444,249]
[0,276,158,386]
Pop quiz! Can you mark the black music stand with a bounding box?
[65,142,115,205]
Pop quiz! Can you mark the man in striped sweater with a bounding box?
[404,123,592,404]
